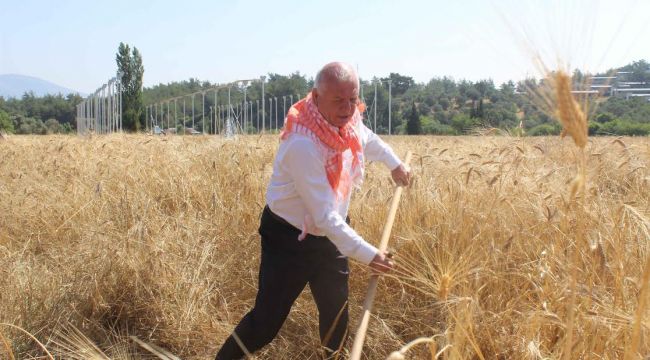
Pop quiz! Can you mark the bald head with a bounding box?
[314,62,359,92]
[312,62,360,128]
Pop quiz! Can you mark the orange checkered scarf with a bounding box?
[280,93,365,200]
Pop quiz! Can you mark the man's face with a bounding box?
[312,78,359,128]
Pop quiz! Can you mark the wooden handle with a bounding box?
[350,151,412,360]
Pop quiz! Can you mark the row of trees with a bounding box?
[1,58,648,135]
[0,93,81,134]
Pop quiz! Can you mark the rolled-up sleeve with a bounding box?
[285,138,378,265]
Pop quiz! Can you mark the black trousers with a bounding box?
[215,206,350,360]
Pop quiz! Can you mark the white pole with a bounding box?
[108,81,112,133]
[261,76,266,133]
[388,80,392,135]
[214,89,219,135]
[283,96,286,127]
[374,80,377,133]
[202,92,205,134]
[256,100,260,133]
[269,98,273,132]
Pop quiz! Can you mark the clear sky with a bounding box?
[1,0,648,94]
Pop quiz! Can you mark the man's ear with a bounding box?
[311,88,319,104]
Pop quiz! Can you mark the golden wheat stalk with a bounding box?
[553,71,588,149]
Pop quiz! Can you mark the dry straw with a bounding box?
[1,131,648,359]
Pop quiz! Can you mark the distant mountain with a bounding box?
[0,74,84,98]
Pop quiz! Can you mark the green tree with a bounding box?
[451,113,478,133]
[380,73,414,97]
[15,116,46,135]
[0,109,14,133]
[619,59,650,82]
[117,42,145,131]
[44,118,62,134]
[406,102,422,135]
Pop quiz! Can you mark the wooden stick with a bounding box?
[350,151,413,360]
[130,336,181,360]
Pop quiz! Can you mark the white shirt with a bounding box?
[266,121,402,265]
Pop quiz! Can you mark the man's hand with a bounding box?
[369,251,394,274]
[391,163,411,187]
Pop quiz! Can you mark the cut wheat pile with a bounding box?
[0,133,648,359]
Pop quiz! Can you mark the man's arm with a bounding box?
[285,137,379,265]
[361,123,411,186]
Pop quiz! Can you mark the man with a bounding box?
[215,62,411,359]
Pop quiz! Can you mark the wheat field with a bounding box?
[0,133,648,359]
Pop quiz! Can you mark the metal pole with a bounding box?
[108,85,111,133]
[243,86,247,134]
[119,80,123,132]
[242,101,246,134]
[283,96,286,127]
[238,103,241,132]
[388,80,392,135]
[261,76,266,133]
[200,95,204,132]
[104,86,107,134]
[214,90,217,135]
[192,94,195,131]
[112,80,116,132]
[269,98,273,130]
[114,80,118,132]
[228,86,231,133]
[90,95,94,133]
[101,86,105,134]
[103,87,106,134]
[249,101,253,132]
[374,80,377,133]
[98,89,101,134]
[108,81,112,133]
[183,98,186,135]
[117,80,122,132]
[256,100,260,133]
[274,97,278,131]
[174,99,178,133]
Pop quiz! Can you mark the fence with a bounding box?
[76,73,122,135]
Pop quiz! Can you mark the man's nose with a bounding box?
[341,101,354,114]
